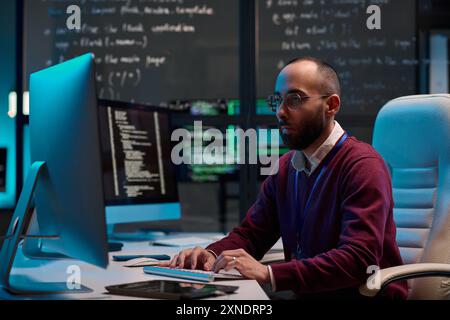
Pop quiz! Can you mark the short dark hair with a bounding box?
[285,57,341,96]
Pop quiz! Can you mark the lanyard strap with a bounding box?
[294,132,348,257]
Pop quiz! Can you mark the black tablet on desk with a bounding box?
[105,280,239,300]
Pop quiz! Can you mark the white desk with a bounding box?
[0,241,269,300]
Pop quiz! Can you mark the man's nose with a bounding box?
[276,103,288,122]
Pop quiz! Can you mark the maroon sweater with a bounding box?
[207,135,408,299]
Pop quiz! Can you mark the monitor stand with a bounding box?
[107,224,167,242]
[0,162,92,295]
[108,241,123,252]
[22,211,70,260]
[23,212,124,258]
[104,224,124,252]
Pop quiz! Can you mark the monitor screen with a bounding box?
[98,100,181,225]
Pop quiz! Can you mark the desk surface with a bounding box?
[0,240,269,300]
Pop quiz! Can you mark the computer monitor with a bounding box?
[0,53,108,294]
[97,100,181,227]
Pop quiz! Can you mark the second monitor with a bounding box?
[98,100,181,226]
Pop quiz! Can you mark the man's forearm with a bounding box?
[269,245,373,294]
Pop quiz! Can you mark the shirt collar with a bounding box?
[291,121,345,175]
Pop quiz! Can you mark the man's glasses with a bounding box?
[266,92,331,112]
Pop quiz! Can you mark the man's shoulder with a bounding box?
[339,135,390,177]
[273,138,386,173]
[271,136,388,176]
[343,135,385,163]
[274,150,296,174]
[262,151,294,186]
[338,136,392,193]
[280,150,296,165]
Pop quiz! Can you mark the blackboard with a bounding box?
[25,0,239,105]
[258,0,418,116]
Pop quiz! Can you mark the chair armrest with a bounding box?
[359,263,450,297]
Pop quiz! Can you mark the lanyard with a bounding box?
[294,132,348,258]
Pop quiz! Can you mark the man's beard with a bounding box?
[279,110,325,151]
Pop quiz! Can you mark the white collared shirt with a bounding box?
[291,121,345,176]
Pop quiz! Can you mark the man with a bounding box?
[161,57,408,299]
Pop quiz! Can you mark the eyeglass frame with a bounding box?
[266,91,332,112]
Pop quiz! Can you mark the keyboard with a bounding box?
[143,266,244,283]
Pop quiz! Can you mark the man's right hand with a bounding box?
[158,247,216,270]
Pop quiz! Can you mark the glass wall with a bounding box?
[0,0,17,209]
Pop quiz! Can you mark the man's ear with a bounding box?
[326,94,340,116]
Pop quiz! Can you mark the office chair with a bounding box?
[359,94,450,299]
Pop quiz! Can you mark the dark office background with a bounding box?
[1,0,450,239]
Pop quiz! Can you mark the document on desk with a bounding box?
[151,236,215,247]
[123,258,161,267]
[259,252,285,265]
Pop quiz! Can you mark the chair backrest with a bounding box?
[373,94,450,299]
